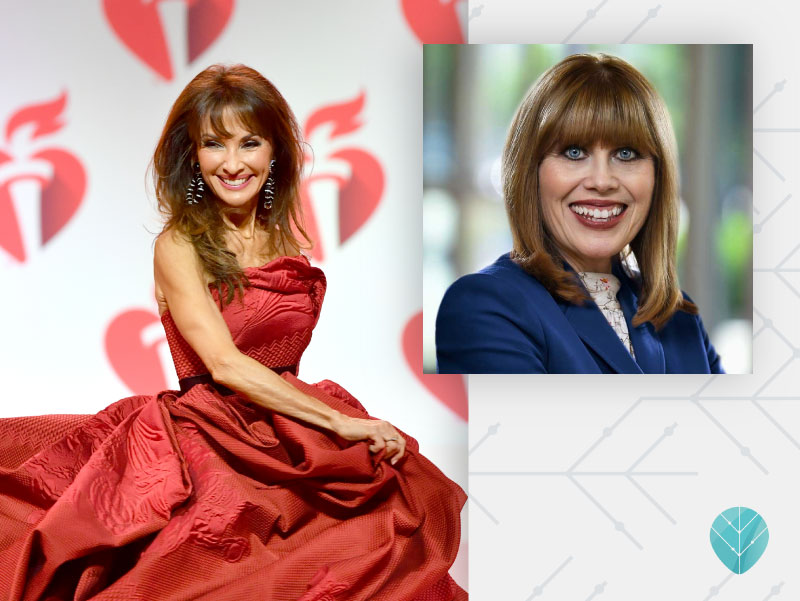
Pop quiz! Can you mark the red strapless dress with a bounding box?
[0,256,466,601]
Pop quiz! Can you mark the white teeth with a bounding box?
[570,204,624,221]
[221,177,248,186]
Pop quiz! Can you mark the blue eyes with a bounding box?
[561,145,640,161]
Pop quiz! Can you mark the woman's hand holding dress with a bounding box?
[332,416,406,464]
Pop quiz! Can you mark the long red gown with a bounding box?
[0,255,467,601]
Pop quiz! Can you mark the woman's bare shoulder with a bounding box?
[155,229,209,275]
[153,229,212,315]
[154,227,193,260]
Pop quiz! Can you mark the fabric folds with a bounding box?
[0,256,466,600]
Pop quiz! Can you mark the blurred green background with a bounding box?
[423,44,753,373]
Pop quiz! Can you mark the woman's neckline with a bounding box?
[240,254,307,271]
[159,254,311,320]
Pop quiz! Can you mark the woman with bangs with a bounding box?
[436,53,723,374]
[0,64,466,600]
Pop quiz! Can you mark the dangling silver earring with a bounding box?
[263,159,276,210]
[186,163,204,205]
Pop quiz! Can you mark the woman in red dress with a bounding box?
[0,64,466,601]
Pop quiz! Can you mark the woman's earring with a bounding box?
[263,159,276,210]
[186,163,204,205]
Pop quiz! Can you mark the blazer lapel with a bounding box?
[561,300,644,374]
[615,268,666,374]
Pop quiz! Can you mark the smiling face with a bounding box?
[538,142,655,273]
[196,111,274,211]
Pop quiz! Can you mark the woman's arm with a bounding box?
[435,272,548,374]
[697,313,725,374]
[154,230,406,463]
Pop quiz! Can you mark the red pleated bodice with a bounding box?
[161,255,326,380]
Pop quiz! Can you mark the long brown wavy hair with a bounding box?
[503,53,696,329]
[152,64,310,304]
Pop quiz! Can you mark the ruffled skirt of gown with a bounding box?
[0,375,467,601]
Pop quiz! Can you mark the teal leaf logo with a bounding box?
[710,507,769,574]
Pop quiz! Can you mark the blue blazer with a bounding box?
[436,253,723,374]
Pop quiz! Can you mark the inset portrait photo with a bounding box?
[424,44,752,374]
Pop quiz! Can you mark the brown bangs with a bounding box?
[187,86,273,144]
[536,71,659,161]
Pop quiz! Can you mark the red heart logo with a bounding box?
[102,0,234,81]
[105,309,169,394]
[300,92,384,262]
[35,149,86,247]
[0,93,86,262]
[0,151,23,261]
[401,0,465,44]
[402,311,467,421]
[187,0,235,63]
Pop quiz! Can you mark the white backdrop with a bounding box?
[468,0,799,598]
[0,0,467,589]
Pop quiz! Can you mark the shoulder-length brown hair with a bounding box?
[151,63,310,303]
[502,53,695,329]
